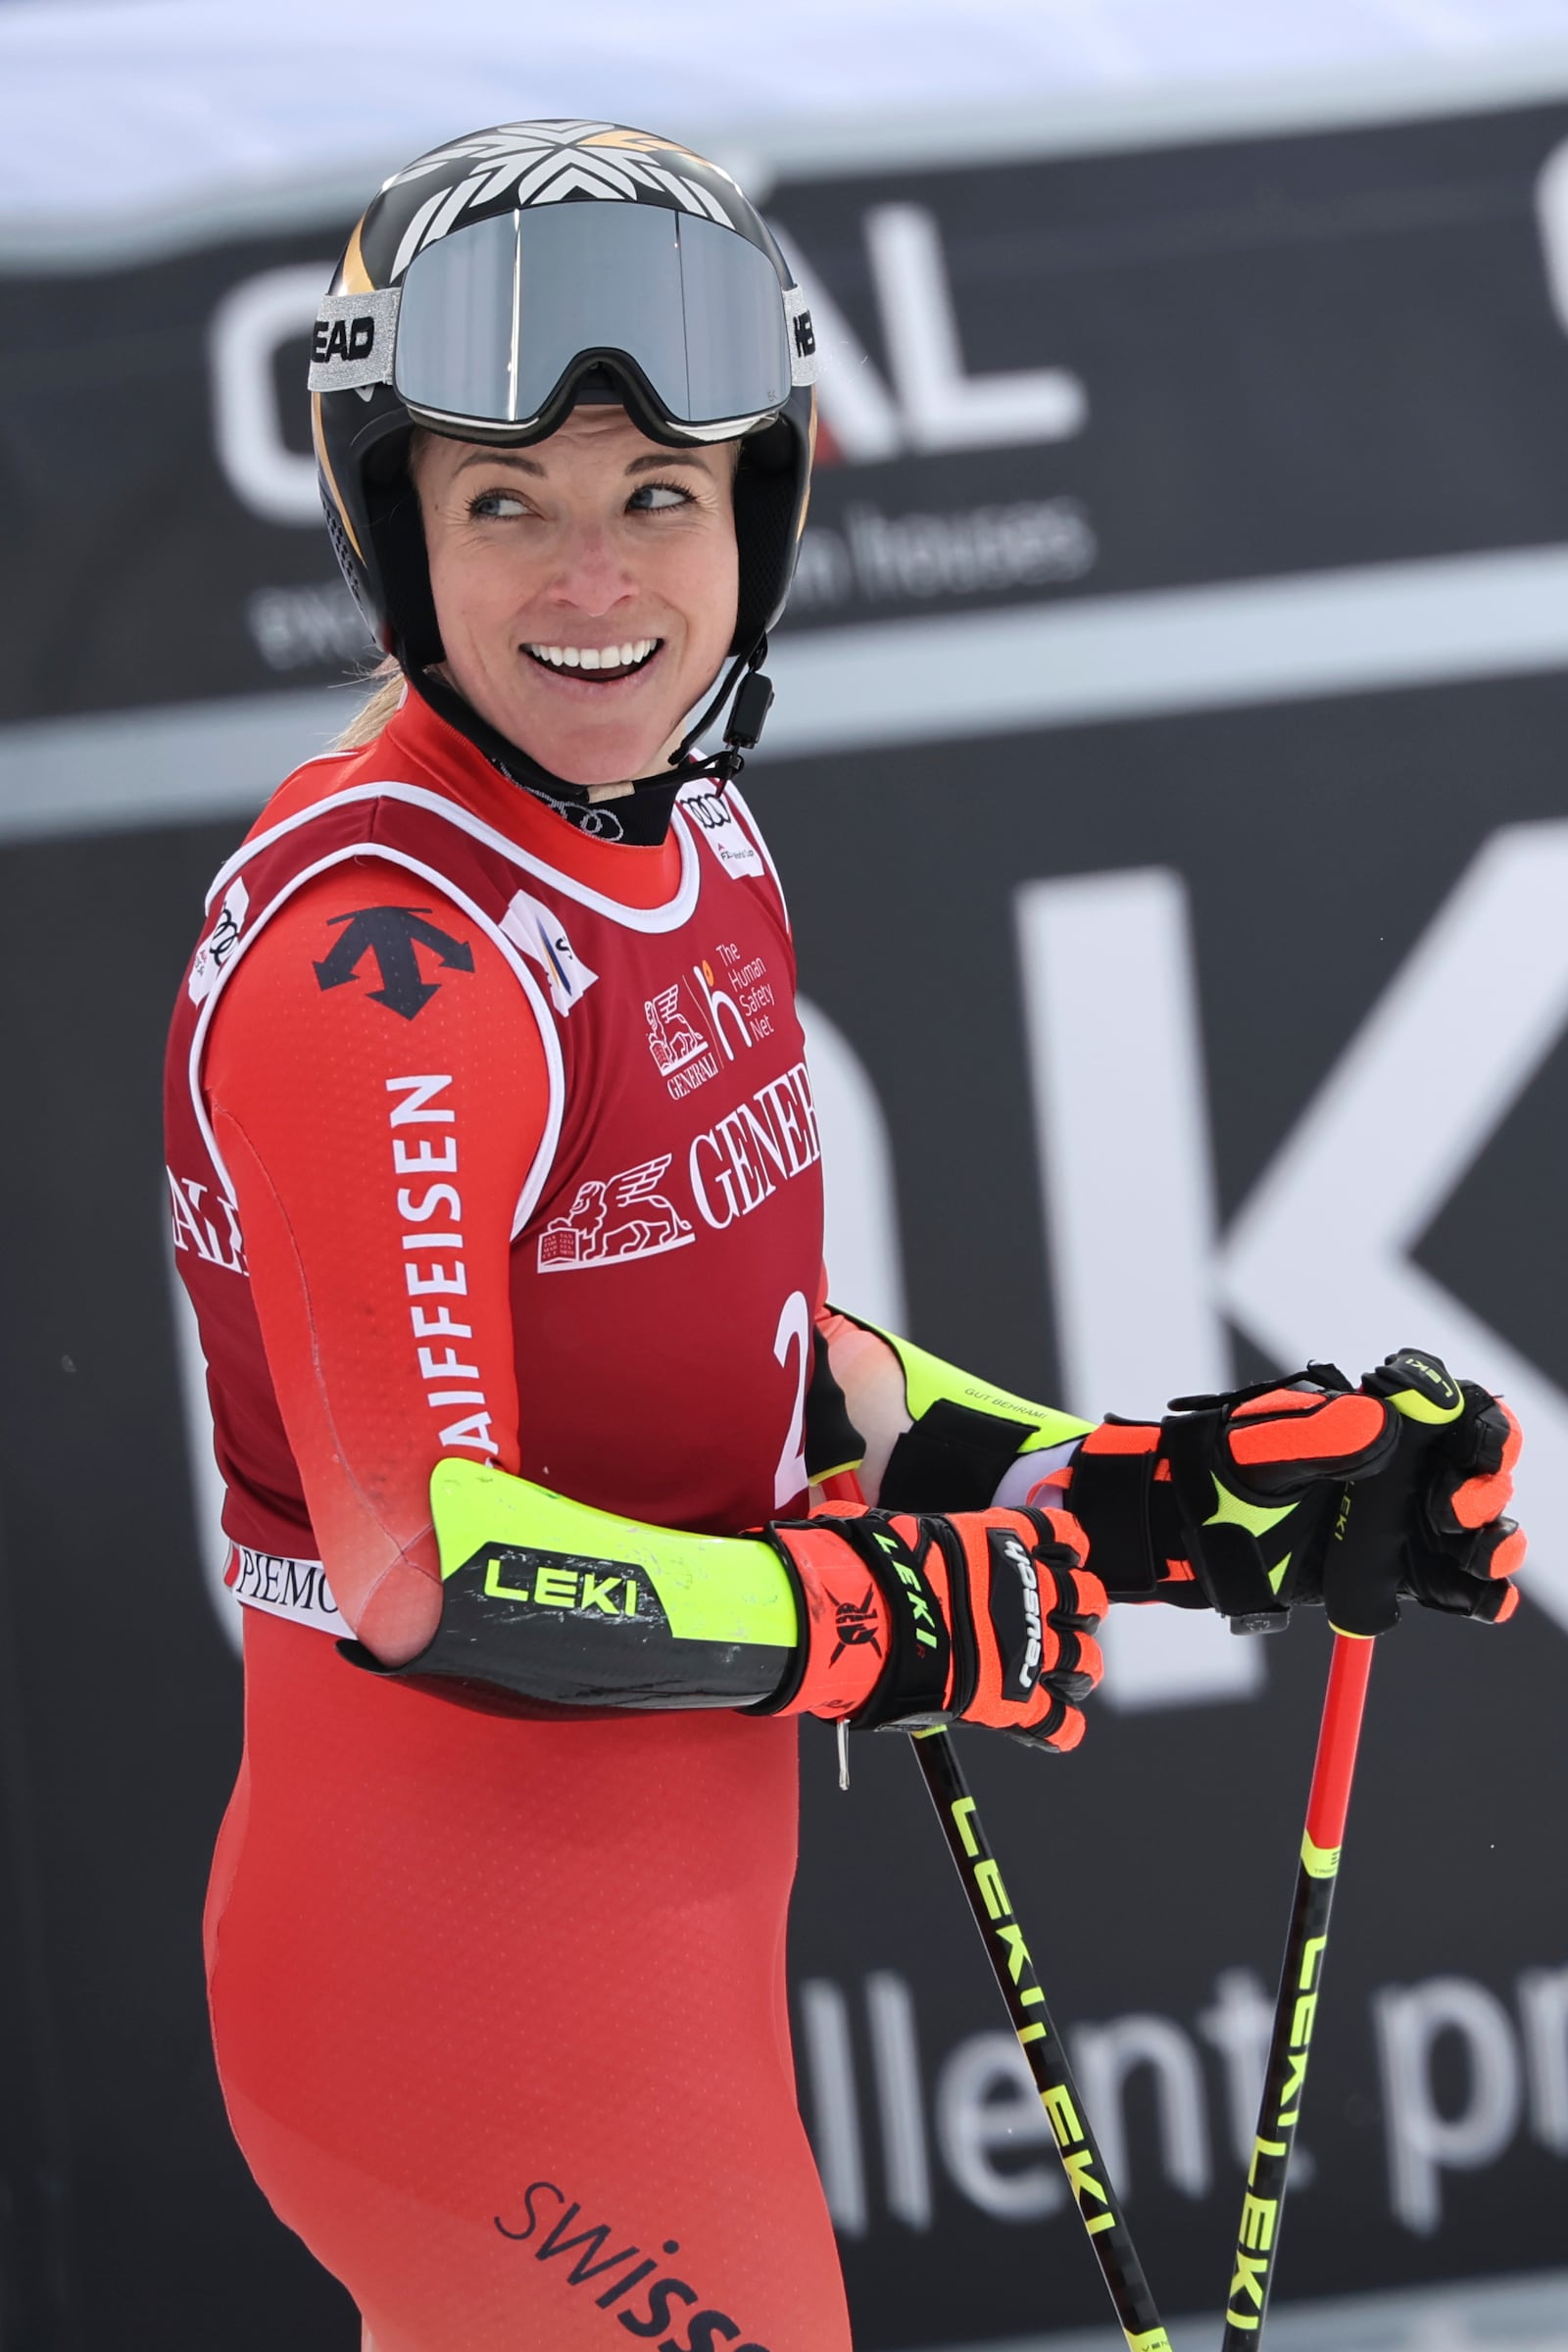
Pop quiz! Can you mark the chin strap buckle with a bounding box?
[724,660,775,756]
[672,636,774,784]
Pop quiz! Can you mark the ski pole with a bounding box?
[912,1727,1172,2352]
[814,1470,1168,2344]
[1218,1629,1375,2346]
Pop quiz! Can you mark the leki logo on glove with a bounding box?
[871,1529,941,1650]
[1389,1350,1461,1411]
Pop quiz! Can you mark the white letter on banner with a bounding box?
[865,205,1087,453]
[1069,2012,1211,2199]
[1535,140,1568,341]
[797,1980,867,2235]
[1519,1966,1568,2154]
[768,228,904,465]
[1374,1977,1522,2233]
[1015,868,1263,1709]
[798,997,906,1333]
[1219,820,1568,1639]
[1199,1968,1283,2175]
[1018,826,1568,1722]
[210,266,329,525]
[865,1972,933,2230]
[935,2032,1065,2221]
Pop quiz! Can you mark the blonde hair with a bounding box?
[333,656,405,751]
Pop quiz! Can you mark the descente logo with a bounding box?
[495,2179,772,2350]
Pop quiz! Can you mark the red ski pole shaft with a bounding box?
[1219,1631,1375,2347]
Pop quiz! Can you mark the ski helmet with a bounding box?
[309,120,818,764]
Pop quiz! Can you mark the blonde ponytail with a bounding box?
[332,657,406,751]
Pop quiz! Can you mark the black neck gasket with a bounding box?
[408,666,685,846]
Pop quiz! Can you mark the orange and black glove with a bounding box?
[345,1463,1104,1752]
[1320,1352,1523,1634]
[757,1501,1106,1752]
[1066,1348,1522,1635]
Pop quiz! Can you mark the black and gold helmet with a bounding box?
[309,119,818,701]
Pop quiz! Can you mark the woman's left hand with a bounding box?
[1065,1348,1523,1633]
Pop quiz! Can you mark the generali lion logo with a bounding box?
[536,1154,694,1272]
[644,985,719,1100]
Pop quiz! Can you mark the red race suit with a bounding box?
[164,686,850,2352]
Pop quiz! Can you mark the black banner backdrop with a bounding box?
[1,79,1567,2352]
[12,96,1568,720]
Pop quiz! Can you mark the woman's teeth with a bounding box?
[524,638,659,675]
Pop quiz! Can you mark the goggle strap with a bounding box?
[784,285,819,386]
[308,289,401,392]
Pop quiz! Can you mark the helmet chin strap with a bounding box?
[668,634,775,783]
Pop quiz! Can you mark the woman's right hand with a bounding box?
[761,1501,1104,1752]
[338,1463,1105,1754]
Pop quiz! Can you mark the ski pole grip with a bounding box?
[1322,1464,1413,1637]
[1322,1350,1464,1637]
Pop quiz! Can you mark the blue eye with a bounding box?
[468,488,528,520]
[629,481,692,512]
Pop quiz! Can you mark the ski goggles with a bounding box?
[308,203,817,441]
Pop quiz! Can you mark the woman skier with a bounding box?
[165,121,1525,2352]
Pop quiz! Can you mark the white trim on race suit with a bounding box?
[204,780,704,932]
[188,840,566,1240]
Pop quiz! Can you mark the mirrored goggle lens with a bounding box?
[392,203,794,429]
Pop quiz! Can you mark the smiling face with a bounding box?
[411,408,741,791]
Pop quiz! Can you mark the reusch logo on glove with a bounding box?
[989,1529,1045,1695]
